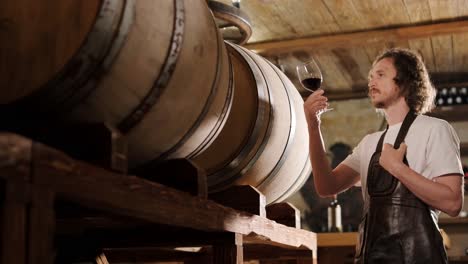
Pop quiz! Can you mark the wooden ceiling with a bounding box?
[215,0,468,100]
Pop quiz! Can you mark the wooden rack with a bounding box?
[0,132,317,264]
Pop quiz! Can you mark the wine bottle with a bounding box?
[439,88,448,106]
[327,195,342,232]
[447,87,457,106]
[460,87,468,105]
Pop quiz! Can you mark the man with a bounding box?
[303,48,464,263]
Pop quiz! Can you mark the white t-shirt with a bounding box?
[342,114,464,210]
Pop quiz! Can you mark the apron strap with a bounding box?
[375,128,388,153]
[375,110,417,152]
[393,110,417,149]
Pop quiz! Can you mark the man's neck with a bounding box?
[383,98,410,126]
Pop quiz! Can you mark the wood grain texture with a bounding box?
[0,133,317,253]
[0,0,101,104]
[244,20,468,54]
[350,0,409,27]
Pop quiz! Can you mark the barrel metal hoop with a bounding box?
[140,8,226,163]
[117,0,185,133]
[271,153,311,203]
[207,43,272,190]
[12,0,131,115]
[257,59,296,189]
[186,45,235,159]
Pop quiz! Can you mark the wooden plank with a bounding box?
[27,123,128,174]
[26,137,317,251]
[244,20,468,55]
[27,189,55,264]
[243,244,312,260]
[320,0,364,31]
[312,51,352,91]
[452,33,468,72]
[438,217,468,225]
[209,185,266,217]
[451,3,468,72]
[350,0,409,27]
[1,179,29,264]
[212,233,243,264]
[219,0,340,43]
[331,48,369,90]
[431,35,453,72]
[266,202,300,229]
[403,0,432,22]
[317,246,355,264]
[428,0,460,20]
[428,0,456,73]
[403,0,436,72]
[134,158,208,198]
[317,232,357,247]
[408,39,436,71]
[0,134,32,264]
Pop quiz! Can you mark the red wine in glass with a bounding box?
[301,77,322,92]
[297,59,333,112]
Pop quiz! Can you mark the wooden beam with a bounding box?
[244,20,468,55]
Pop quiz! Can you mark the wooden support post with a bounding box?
[1,178,30,264]
[25,123,128,174]
[28,189,55,264]
[209,185,266,217]
[266,202,301,228]
[0,133,32,264]
[212,233,243,264]
[133,158,207,198]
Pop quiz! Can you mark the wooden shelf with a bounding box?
[449,255,468,264]
[0,133,317,264]
[428,104,468,122]
[438,217,468,225]
[317,232,357,247]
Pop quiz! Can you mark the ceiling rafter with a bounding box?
[244,19,468,55]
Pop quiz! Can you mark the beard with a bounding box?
[373,101,385,108]
[370,93,400,109]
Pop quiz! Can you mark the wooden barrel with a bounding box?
[0,0,233,168]
[192,43,311,204]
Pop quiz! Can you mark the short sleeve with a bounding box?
[342,135,368,173]
[424,121,464,179]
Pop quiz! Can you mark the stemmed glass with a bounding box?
[296,59,333,112]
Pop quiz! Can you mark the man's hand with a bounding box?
[379,142,407,177]
[303,89,329,128]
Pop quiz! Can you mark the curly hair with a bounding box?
[373,48,436,114]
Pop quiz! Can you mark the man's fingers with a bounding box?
[399,142,407,154]
[382,143,393,150]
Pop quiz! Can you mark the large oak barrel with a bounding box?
[193,43,311,204]
[1,0,310,204]
[0,0,233,168]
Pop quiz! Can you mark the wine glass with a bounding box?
[296,59,333,112]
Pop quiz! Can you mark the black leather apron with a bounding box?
[355,111,447,264]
